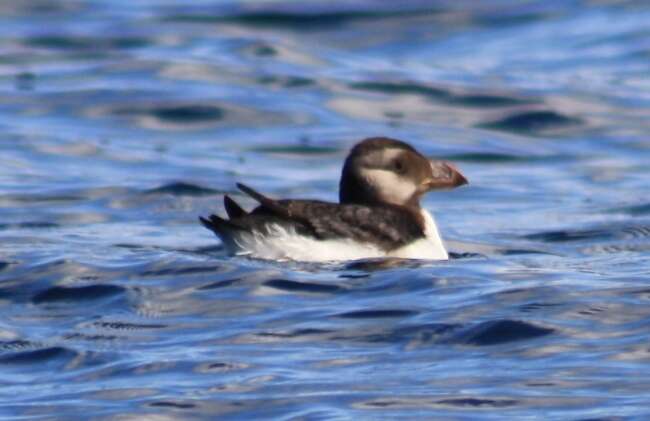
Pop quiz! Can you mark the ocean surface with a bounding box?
[1,1,649,419]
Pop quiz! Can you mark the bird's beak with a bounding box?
[419,161,468,192]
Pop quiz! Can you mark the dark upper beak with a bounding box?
[419,160,468,192]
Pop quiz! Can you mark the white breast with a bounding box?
[387,209,448,260]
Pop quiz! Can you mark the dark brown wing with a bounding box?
[238,183,424,250]
[285,200,425,249]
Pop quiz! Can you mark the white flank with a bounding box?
[229,223,386,262]
[225,209,448,262]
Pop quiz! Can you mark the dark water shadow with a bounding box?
[332,309,418,319]
[525,222,650,243]
[111,103,225,123]
[143,182,222,197]
[263,278,345,294]
[32,284,126,304]
[24,35,149,51]
[478,110,582,135]
[350,81,535,108]
[450,319,554,346]
[0,346,76,365]
[164,8,444,29]
[608,203,650,216]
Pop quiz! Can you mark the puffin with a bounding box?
[200,137,467,261]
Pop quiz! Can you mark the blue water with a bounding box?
[1,1,650,419]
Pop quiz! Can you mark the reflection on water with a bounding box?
[1,0,650,419]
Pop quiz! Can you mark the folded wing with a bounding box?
[236,183,425,250]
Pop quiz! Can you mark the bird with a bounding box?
[200,137,468,262]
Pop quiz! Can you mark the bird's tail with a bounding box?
[199,214,231,236]
[199,194,251,246]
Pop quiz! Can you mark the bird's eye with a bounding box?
[393,160,405,173]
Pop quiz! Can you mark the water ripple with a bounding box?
[32,284,126,304]
[479,110,582,135]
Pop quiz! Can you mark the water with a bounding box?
[1,0,649,419]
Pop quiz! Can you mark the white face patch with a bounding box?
[356,147,419,205]
[359,167,416,205]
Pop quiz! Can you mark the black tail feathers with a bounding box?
[199,214,230,235]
